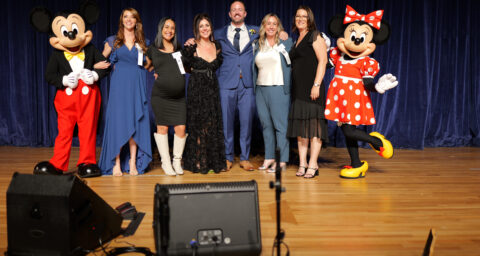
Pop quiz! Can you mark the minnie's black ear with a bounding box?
[30,7,52,33]
[373,20,390,45]
[328,14,345,38]
[79,0,100,25]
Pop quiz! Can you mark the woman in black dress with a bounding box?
[182,13,226,174]
[146,17,186,176]
[287,6,328,178]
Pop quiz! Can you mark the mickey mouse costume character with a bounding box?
[30,1,109,178]
[326,5,398,179]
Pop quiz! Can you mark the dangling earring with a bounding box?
[135,24,138,30]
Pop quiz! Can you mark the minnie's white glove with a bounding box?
[375,74,398,94]
[62,71,79,88]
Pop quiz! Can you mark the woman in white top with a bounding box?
[252,13,293,172]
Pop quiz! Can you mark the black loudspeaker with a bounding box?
[6,173,123,256]
[154,180,262,256]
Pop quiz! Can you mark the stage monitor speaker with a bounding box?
[6,173,123,256]
[154,180,261,256]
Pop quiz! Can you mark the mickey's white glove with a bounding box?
[321,32,331,49]
[375,74,398,94]
[62,71,79,88]
[79,69,98,85]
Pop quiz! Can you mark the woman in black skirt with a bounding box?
[287,6,328,178]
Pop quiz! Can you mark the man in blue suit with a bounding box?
[214,0,259,171]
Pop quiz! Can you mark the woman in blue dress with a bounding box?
[99,8,152,176]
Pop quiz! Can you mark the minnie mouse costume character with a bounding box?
[326,5,398,179]
[30,1,109,178]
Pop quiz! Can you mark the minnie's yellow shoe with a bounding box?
[340,161,368,179]
[369,132,394,159]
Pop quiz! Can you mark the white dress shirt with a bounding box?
[227,23,249,52]
[68,50,85,73]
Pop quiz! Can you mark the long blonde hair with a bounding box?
[258,13,284,50]
[114,8,147,53]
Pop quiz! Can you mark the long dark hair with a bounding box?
[292,5,317,34]
[154,17,180,51]
[193,13,214,41]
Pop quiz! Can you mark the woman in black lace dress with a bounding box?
[182,13,226,173]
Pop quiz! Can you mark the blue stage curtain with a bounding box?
[1,0,479,148]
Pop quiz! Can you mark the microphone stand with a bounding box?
[269,151,285,256]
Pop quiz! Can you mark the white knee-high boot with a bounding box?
[172,134,187,175]
[154,133,176,176]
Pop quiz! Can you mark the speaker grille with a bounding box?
[159,180,257,194]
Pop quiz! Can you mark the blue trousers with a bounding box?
[255,86,290,162]
[220,81,255,161]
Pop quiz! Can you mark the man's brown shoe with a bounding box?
[239,160,255,171]
[225,160,233,171]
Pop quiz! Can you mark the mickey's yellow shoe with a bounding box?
[369,132,394,159]
[340,161,368,179]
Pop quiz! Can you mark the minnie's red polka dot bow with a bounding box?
[343,5,384,30]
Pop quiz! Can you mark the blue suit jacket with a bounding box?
[214,24,259,89]
[252,38,293,95]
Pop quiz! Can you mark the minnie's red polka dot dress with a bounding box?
[325,47,379,125]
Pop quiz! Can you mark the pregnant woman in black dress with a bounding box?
[146,17,186,176]
[182,13,226,174]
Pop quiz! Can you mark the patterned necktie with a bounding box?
[233,28,241,52]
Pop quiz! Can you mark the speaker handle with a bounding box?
[75,201,94,225]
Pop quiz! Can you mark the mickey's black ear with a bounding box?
[328,14,346,38]
[30,7,52,33]
[79,0,100,25]
[373,20,390,45]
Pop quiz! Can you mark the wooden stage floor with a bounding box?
[0,146,479,255]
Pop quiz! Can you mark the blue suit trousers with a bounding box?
[220,80,255,161]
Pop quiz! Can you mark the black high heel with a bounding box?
[296,166,307,176]
[304,167,318,179]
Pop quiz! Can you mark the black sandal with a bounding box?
[296,166,307,176]
[304,167,318,179]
